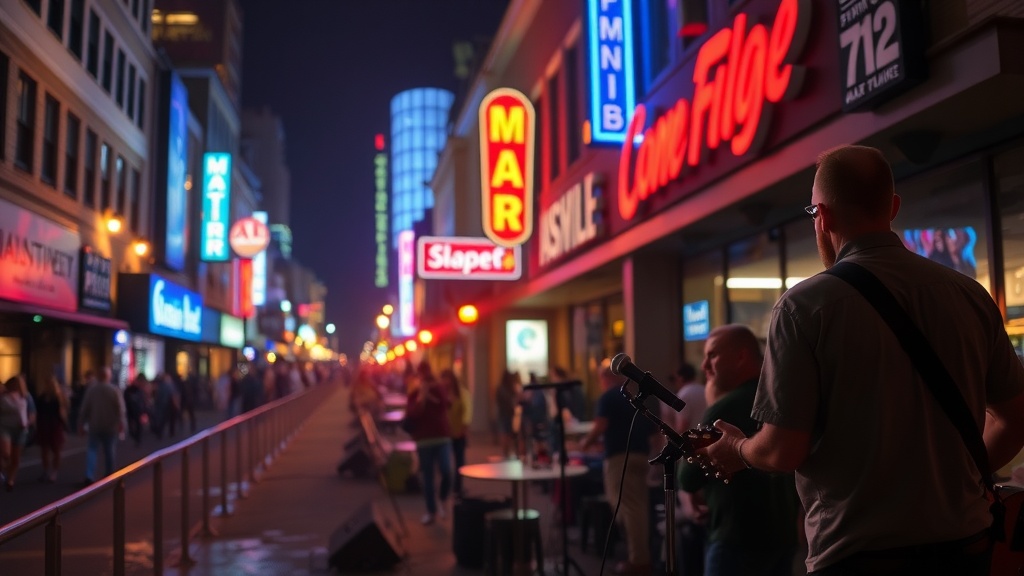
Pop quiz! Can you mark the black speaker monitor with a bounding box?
[328,502,405,571]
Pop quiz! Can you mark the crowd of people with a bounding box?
[0,358,335,492]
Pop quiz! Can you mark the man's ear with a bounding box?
[818,202,835,235]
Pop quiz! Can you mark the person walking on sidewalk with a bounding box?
[442,368,471,497]
[404,361,452,525]
[78,366,127,485]
[0,375,31,491]
[34,374,69,483]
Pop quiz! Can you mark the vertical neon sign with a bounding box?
[251,211,267,306]
[479,88,535,248]
[397,230,415,337]
[374,145,389,288]
[587,0,636,145]
[201,152,231,262]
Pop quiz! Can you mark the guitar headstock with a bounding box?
[680,424,722,452]
[681,424,729,484]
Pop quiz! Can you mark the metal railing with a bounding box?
[0,378,338,576]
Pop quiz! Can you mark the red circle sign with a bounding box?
[229,217,270,258]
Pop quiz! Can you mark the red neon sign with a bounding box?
[480,88,535,248]
[618,0,809,221]
[417,236,522,281]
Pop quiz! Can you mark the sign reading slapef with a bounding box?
[479,88,535,248]
[417,236,522,281]
[586,0,636,144]
[836,0,926,111]
[618,0,809,221]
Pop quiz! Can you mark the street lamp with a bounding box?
[105,211,124,233]
[382,304,394,316]
[376,314,390,330]
[325,323,336,334]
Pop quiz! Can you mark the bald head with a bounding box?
[814,145,895,224]
[709,325,763,363]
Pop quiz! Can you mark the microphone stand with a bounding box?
[523,381,585,576]
[619,383,689,576]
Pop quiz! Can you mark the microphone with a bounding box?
[610,353,685,412]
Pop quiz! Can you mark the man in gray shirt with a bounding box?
[701,145,1024,575]
[78,366,126,485]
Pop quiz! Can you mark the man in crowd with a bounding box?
[703,145,1024,575]
[680,325,798,575]
[78,366,127,485]
[579,359,657,576]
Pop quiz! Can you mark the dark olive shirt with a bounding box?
[680,379,798,558]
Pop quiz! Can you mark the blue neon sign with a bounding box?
[201,152,231,262]
[165,74,189,271]
[148,274,203,341]
[683,300,710,341]
[586,0,636,145]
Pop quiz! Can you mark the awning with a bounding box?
[0,300,130,331]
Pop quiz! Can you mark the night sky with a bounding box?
[239,0,511,357]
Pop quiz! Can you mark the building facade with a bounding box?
[424,0,1024,433]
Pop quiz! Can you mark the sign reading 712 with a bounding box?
[837,0,911,111]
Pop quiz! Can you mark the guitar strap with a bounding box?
[823,260,1007,541]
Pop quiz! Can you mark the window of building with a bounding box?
[83,128,96,207]
[100,142,111,210]
[677,0,709,48]
[64,112,80,199]
[0,51,7,161]
[41,93,59,186]
[995,146,1024,345]
[126,64,136,119]
[547,74,561,182]
[86,10,99,78]
[141,0,149,33]
[131,0,140,20]
[638,0,673,93]
[682,249,725,370]
[726,230,782,340]
[101,30,113,93]
[68,0,83,59]
[130,167,141,233]
[47,0,65,39]
[533,94,543,196]
[116,155,126,215]
[136,78,146,129]
[115,49,125,108]
[565,44,581,165]
[892,158,989,291]
[24,0,41,15]
[15,70,37,173]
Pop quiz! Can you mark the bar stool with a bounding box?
[484,508,544,575]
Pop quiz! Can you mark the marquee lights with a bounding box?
[479,88,535,248]
[618,0,809,221]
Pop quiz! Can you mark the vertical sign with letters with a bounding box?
[479,88,535,248]
[79,247,112,312]
[836,0,926,111]
[201,152,231,262]
[374,151,389,288]
[397,230,416,337]
[586,0,636,145]
[251,211,268,306]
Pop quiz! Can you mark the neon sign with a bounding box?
[479,88,535,248]
[586,0,636,144]
[417,236,522,281]
[149,275,202,340]
[201,152,232,261]
[374,151,388,288]
[397,230,415,337]
[251,211,267,306]
[618,0,809,221]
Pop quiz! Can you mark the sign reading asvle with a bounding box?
[417,236,522,281]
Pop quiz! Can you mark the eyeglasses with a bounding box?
[804,204,819,219]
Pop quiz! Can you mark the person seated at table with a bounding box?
[349,368,383,417]
[404,361,453,525]
[579,359,657,576]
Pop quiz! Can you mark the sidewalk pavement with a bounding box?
[169,383,638,576]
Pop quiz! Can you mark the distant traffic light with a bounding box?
[457,304,479,325]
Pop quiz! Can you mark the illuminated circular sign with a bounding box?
[229,217,271,258]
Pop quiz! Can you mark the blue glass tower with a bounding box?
[389,88,454,248]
